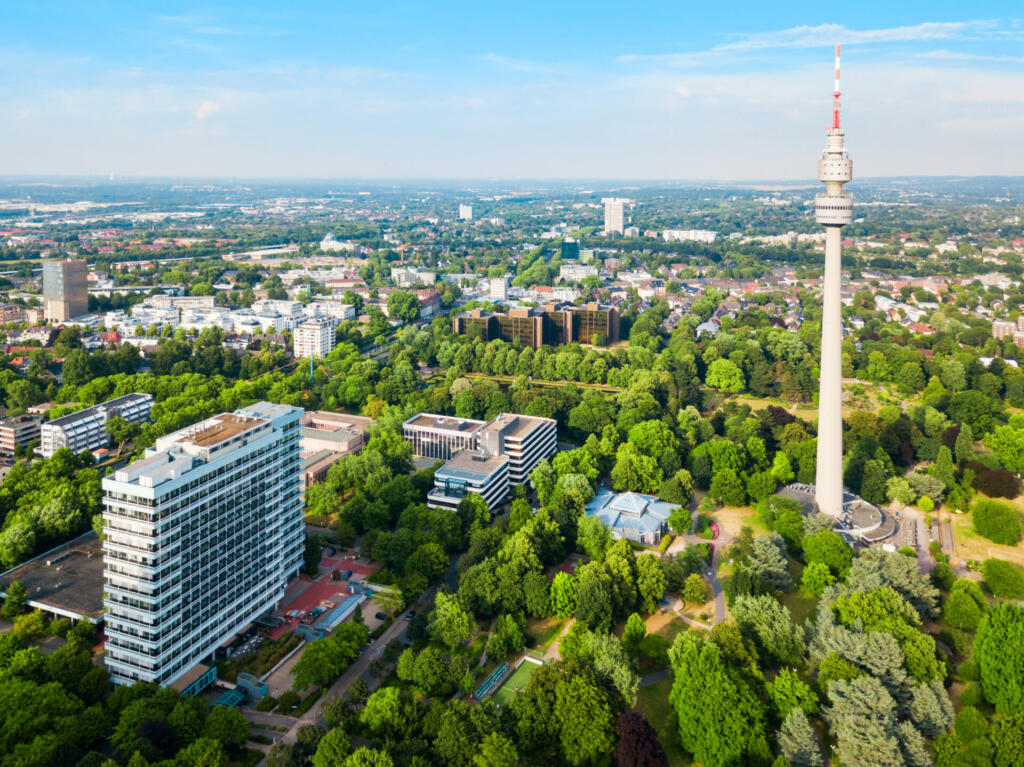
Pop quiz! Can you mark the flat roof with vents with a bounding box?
[436,449,508,482]
[404,413,486,433]
[0,531,104,622]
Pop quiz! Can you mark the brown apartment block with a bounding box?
[0,415,41,455]
[452,302,619,349]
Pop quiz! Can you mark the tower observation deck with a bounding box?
[815,45,853,519]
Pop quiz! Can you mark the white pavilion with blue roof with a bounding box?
[584,488,678,545]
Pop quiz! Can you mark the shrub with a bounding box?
[958,658,979,682]
[931,562,957,591]
[972,499,1024,545]
[982,558,1024,598]
[918,496,934,512]
[960,682,984,708]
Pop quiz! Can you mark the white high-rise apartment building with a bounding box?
[602,198,627,235]
[102,402,304,687]
[459,204,473,221]
[489,276,510,301]
[294,317,336,359]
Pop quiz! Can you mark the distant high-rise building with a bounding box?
[102,402,304,687]
[489,276,510,301]
[43,259,88,322]
[293,317,336,359]
[459,204,473,221]
[602,198,627,235]
[561,238,580,260]
[815,45,854,520]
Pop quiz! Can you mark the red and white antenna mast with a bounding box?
[832,43,841,129]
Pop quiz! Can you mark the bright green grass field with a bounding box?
[493,660,541,706]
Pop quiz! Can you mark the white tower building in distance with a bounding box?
[602,197,626,235]
[814,44,853,518]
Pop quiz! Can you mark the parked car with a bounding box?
[405,611,416,621]
[375,612,387,621]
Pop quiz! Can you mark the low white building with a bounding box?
[662,229,718,243]
[427,450,509,510]
[39,393,153,458]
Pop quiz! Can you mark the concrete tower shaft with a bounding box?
[814,51,852,520]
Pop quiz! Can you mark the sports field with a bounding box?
[493,659,542,705]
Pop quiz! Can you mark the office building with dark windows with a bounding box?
[452,302,619,349]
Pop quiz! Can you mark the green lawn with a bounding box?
[493,660,542,706]
[634,678,691,766]
[526,616,567,651]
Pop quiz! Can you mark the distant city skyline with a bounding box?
[3,2,1023,179]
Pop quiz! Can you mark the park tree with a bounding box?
[824,676,904,767]
[614,712,667,767]
[531,459,557,506]
[982,558,1024,599]
[293,622,368,690]
[942,579,987,631]
[622,613,647,655]
[361,687,407,737]
[658,469,694,506]
[769,668,819,719]
[771,452,795,485]
[777,708,823,767]
[575,562,615,632]
[990,711,1024,767]
[706,358,745,393]
[636,554,667,614]
[955,424,976,464]
[800,562,834,597]
[611,443,662,494]
[429,592,474,649]
[474,733,519,767]
[731,594,806,666]
[550,572,578,618]
[313,729,352,767]
[554,674,616,766]
[846,548,940,619]
[202,706,248,748]
[746,534,792,592]
[682,574,709,606]
[577,515,612,562]
[801,529,852,576]
[974,604,1024,713]
[386,290,421,323]
[709,468,746,507]
[668,633,767,767]
[343,748,394,767]
[1,579,26,620]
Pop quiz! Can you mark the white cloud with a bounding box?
[483,53,550,74]
[618,19,1021,66]
[195,100,221,120]
[919,48,1024,64]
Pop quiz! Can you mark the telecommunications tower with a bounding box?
[814,44,853,518]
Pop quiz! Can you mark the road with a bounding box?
[664,502,730,626]
[278,584,439,744]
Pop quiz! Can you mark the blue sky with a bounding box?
[2,2,1023,179]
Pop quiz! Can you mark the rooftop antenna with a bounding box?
[832,43,842,130]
